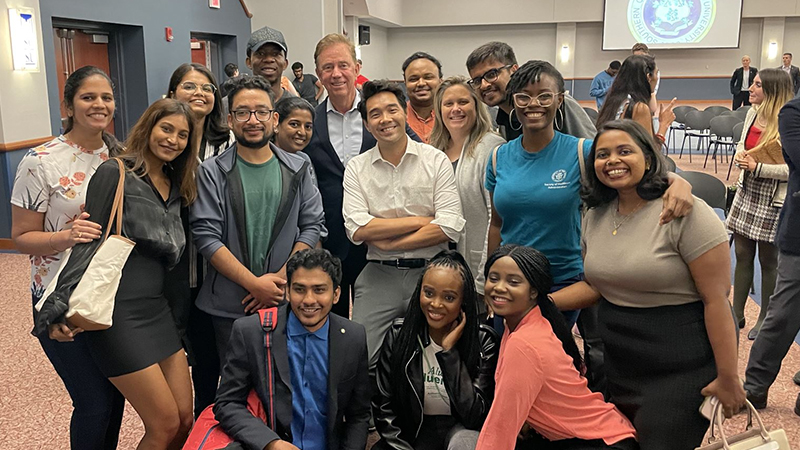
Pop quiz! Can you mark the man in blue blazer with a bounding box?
[304,33,419,319]
[214,249,370,450]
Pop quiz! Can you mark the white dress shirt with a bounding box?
[326,92,363,166]
[342,138,465,260]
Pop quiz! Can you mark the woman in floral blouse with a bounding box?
[10,66,124,450]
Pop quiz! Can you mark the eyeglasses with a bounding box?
[468,65,513,88]
[231,109,274,122]
[512,92,562,108]
[179,81,217,94]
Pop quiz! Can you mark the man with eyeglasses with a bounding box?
[190,75,325,367]
[465,41,596,141]
[246,26,296,104]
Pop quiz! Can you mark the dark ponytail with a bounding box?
[63,66,123,155]
[484,245,584,373]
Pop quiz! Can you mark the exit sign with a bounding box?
[209,0,220,8]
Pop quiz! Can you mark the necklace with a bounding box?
[612,198,646,236]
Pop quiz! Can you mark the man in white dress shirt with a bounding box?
[342,80,465,369]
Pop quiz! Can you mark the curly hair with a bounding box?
[286,248,343,290]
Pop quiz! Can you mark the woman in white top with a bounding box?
[429,76,505,299]
[11,66,125,450]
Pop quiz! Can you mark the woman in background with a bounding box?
[167,62,235,417]
[595,55,675,145]
[11,66,125,450]
[727,68,792,340]
[430,76,505,301]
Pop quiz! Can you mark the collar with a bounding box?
[326,91,361,115]
[369,136,416,165]
[287,308,330,340]
[407,102,434,123]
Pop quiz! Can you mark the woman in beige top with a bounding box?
[556,120,745,450]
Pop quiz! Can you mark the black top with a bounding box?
[292,74,319,107]
[777,97,800,254]
[33,158,185,335]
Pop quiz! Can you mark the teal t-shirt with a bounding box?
[238,155,282,274]
[485,132,592,283]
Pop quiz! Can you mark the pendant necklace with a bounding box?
[612,198,646,236]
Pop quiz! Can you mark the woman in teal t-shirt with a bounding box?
[485,60,693,327]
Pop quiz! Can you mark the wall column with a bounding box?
[759,17,785,71]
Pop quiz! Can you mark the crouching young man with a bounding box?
[214,248,371,450]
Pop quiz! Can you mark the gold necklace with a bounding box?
[612,198,646,236]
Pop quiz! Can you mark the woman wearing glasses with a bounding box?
[166,63,235,418]
[595,55,676,145]
[485,61,692,328]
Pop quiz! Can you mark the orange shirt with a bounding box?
[406,102,435,144]
[476,307,636,450]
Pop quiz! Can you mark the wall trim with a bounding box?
[0,239,16,250]
[0,137,55,153]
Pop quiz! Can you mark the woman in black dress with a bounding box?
[36,98,199,449]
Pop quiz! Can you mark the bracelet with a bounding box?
[48,231,61,253]
[655,133,666,143]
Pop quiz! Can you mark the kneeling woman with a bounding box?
[36,98,199,449]
[374,251,500,450]
[477,245,637,450]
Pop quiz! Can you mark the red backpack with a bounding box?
[182,308,279,450]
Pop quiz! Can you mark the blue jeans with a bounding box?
[490,274,583,334]
[39,333,125,450]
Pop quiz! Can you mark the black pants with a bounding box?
[330,243,367,319]
[733,91,751,110]
[186,293,220,418]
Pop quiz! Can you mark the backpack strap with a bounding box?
[491,144,501,177]
[258,307,279,429]
[576,138,586,184]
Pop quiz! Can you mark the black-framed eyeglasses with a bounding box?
[512,92,562,108]
[468,65,513,88]
[232,109,274,122]
[179,81,217,94]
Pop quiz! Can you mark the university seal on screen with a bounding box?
[627,0,716,45]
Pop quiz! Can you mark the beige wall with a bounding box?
[0,0,51,143]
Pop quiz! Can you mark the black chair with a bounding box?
[727,122,745,181]
[732,108,749,122]
[669,105,698,152]
[704,105,732,117]
[680,110,713,163]
[677,170,727,213]
[706,115,742,173]
[736,105,752,114]
[664,155,677,172]
[583,106,599,123]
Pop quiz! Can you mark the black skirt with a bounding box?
[85,251,182,377]
[598,299,716,450]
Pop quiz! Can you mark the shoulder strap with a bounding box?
[576,138,586,184]
[491,144,501,177]
[102,158,126,241]
[258,307,279,429]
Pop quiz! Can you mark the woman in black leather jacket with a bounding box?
[373,250,500,450]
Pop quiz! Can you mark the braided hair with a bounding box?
[388,250,482,414]
[484,245,584,373]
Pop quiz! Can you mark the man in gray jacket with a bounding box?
[191,75,325,366]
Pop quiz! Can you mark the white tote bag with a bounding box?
[696,400,791,450]
[38,160,134,331]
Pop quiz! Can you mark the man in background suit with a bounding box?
[731,55,758,110]
[303,34,419,319]
[214,249,371,450]
[780,52,800,94]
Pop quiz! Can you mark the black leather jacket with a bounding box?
[373,319,500,450]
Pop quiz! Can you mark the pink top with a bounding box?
[476,307,636,449]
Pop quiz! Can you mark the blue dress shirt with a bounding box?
[590,70,615,108]
[286,311,329,450]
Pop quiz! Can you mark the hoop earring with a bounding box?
[509,108,522,131]
[554,107,564,131]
